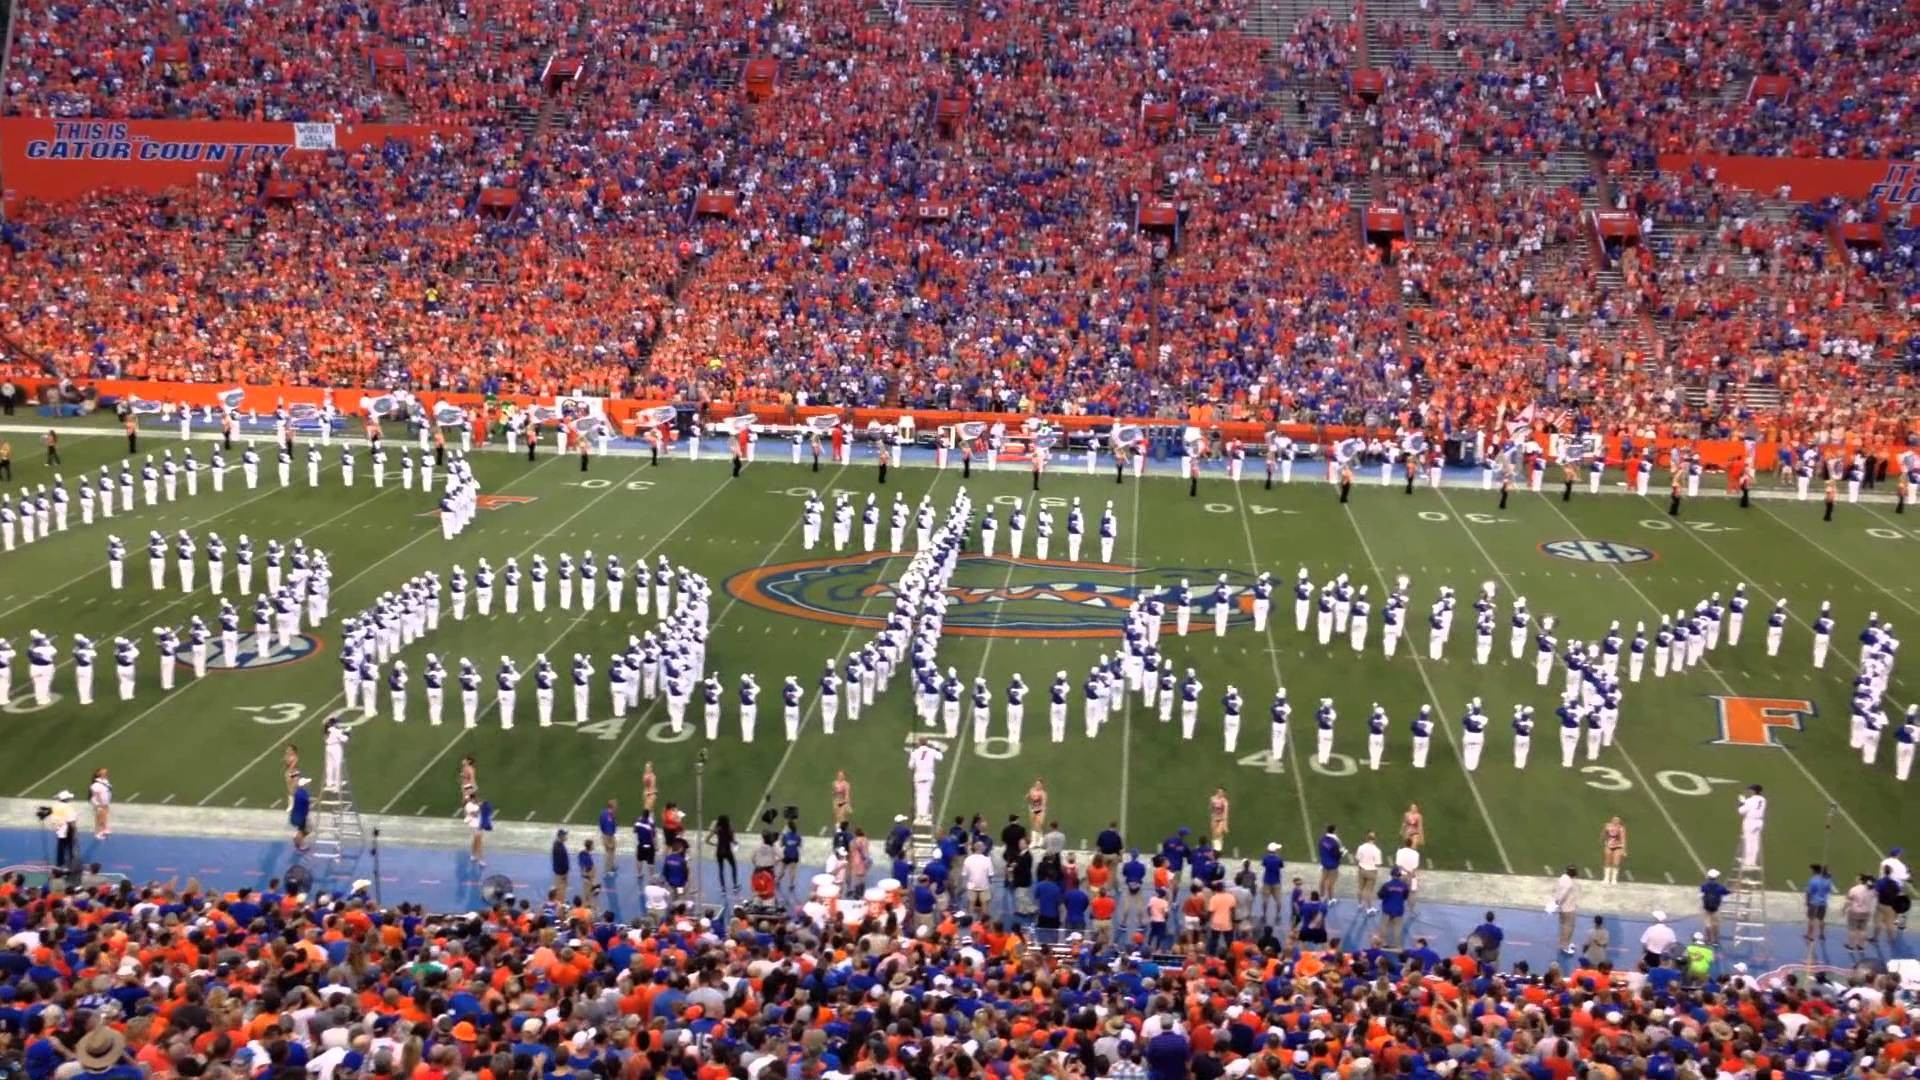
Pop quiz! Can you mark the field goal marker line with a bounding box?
[1494,488,1715,873]
[13,477,425,798]
[188,453,571,807]
[1229,477,1315,853]
[386,457,724,818]
[1637,495,1891,857]
[743,466,948,830]
[1338,503,1514,874]
[933,493,1035,830]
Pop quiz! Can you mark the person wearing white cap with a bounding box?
[1640,909,1676,966]
[738,673,760,743]
[907,735,945,824]
[781,675,804,741]
[388,659,409,724]
[1700,869,1730,944]
[496,657,520,731]
[48,790,76,871]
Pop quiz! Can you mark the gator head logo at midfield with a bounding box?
[730,553,1259,639]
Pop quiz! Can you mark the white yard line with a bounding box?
[1471,487,1706,873]
[1633,497,1888,857]
[933,494,1034,828]
[0,473,287,622]
[1339,501,1515,873]
[1229,477,1315,852]
[184,454,573,805]
[1119,479,1142,837]
[743,466,943,825]
[1754,502,1920,622]
[559,464,864,824]
[13,475,454,797]
[370,459,703,814]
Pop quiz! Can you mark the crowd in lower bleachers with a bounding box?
[1,871,1915,1080]
[0,0,1915,442]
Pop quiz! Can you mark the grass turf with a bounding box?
[1,424,1915,891]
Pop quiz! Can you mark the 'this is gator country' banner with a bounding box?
[0,119,443,207]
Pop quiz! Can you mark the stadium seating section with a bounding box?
[0,0,1914,442]
[3,875,1917,1079]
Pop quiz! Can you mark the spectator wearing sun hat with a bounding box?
[58,1025,140,1080]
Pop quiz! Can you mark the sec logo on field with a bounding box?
[1540,539,1656,564]
[182,634,322,671]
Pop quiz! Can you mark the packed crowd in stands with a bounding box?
[0,0,1914,445]
[1,869,1917,1080]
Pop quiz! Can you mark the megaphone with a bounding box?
[630,405,675,429]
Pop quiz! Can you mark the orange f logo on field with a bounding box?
[1711,696,1814,748]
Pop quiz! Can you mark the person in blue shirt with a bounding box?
[1033,875,1064,930]
[633,810,658,883]
[1160,829,1190,881]
[288,776,311,852]
[598,799,619,869]
[1063,881,1091,930]
[1805,862,1834,943]
[1096,822,1124,857]
[1118,850,1148,929]
[1316,825,1345,904]
[550,830,571,899]
[1470,910,1504,963]
[1258,843,1286,929]
[661,840,690,894]
[1377,866,1412,946]
[1699,869,1731,945]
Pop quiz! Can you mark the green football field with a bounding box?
[1,422,1915,891]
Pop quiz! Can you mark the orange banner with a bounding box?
[0,119,447,207]
[19,378,1909,468]
[1656,154,1920,218]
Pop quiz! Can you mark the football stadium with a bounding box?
[0,0,1917,1073]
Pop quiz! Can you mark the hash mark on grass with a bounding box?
[161,794,176,804]
[1663,871,1674,883]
